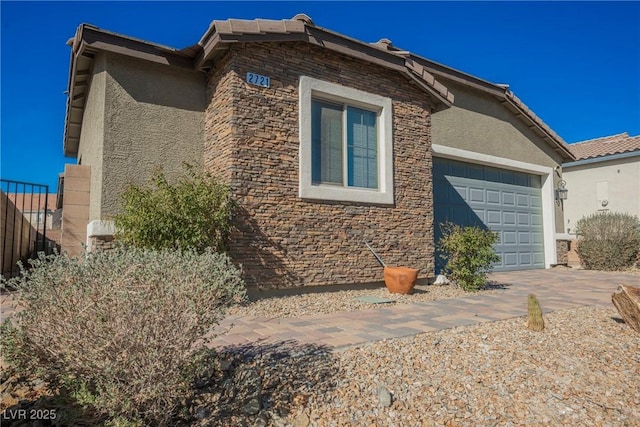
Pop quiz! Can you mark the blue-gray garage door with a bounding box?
[433,157,545,272]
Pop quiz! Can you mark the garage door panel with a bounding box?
[517,213,530,226]
[487,210,501,225]
[533,252,545,265]
[515,174,529,187]
[519,253,532,266]
[434,158,545,273]
[467,164,484,180]
[485,169,501,183]
[502,192,516,206]
[531,195,542,208]
[472,209,485,222]
[503,231,517,245]
[501,171,515,184]
[452,185,467,201]
[486,190,501,204]
[531,213,542,226]
[518,232,530,245]
[516,194,529,207]
[503,211,516,225]
[503,252,518,267]
[469,188,484,202]
[532,232,543,245]
[451,162,466,177]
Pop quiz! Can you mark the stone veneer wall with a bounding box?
[90,235,116,252]
[205,42,437,288]
[555,239,570,265]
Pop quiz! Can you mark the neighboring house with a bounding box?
[5,193,60,230]
[563,132,640,233]
[58,14,574,288]
[1,191,60,277]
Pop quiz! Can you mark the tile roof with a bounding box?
[367,35,574,161]
[197,15,455,106]
[64,14,574,161]
[568,132,640,160]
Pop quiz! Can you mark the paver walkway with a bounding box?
[210,269,639,351]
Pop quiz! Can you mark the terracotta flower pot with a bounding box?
[383,266,418,294]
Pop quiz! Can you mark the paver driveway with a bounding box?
[210,269,639,351]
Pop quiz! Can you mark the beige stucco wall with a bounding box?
[74,52,206,221]
[563,155,640,233]
[431,78,567,232]
[98,52,206,218]
[77,54,106,222]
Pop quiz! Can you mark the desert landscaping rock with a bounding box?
[611,284,640,332]
[377,384,392,407]
[228,283,500,318]
[2,306,639,425]
[3,273,640,425]
[280,306,640,426]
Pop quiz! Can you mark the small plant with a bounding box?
[574,212,640,270]
[437,223,500,292]
[114,164,235,253]
[526,294,545,331]
[1,248,246,426]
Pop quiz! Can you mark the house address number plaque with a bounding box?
[246,72,270,88]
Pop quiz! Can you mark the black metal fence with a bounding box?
[1,179,55,279]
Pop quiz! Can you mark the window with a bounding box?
[299,76,393,204]
[312,100,379,189]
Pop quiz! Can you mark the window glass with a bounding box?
[311,100,343,185]
[311,100,378,189]
[347,107,378,189]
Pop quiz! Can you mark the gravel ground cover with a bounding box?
[3,271,639,426]
[256,305,638,426]
[227,283,502,318]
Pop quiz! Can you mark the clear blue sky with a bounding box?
[1,1,639,193]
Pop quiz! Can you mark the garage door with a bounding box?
[433,157,545,272]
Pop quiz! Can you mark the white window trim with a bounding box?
[432,144,558,269]
[299,76,394,205]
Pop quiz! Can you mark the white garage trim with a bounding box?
[432,144,557,268]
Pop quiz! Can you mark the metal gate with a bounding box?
[1,179,54,279]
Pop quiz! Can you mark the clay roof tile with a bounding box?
[569,132,640,160]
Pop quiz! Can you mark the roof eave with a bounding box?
[502,92,575,162]
[196,18,454,110]
[406,54,575,163]
[62,24,197,158]
[563,149,640,168]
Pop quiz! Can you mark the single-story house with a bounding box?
[563,132,640,233]
[58,14,575,288]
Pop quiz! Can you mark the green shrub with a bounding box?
[114,164,235,253]
[437,223,500,292]
[1,248,246,426]
[574,212,640,270]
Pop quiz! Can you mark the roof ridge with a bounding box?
[572,132,629,145]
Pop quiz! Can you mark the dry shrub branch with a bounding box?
[1,248,246,425]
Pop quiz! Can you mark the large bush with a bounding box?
[114,164,235,253]
[574,212,640,270]
[1,248,246,425]
[438,223,500,292]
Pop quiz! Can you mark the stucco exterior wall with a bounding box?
[205,42,436,288]
[431,78,566,233]
[77,54,106,222]
[563,155,640,233]
[99,52,206,218]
